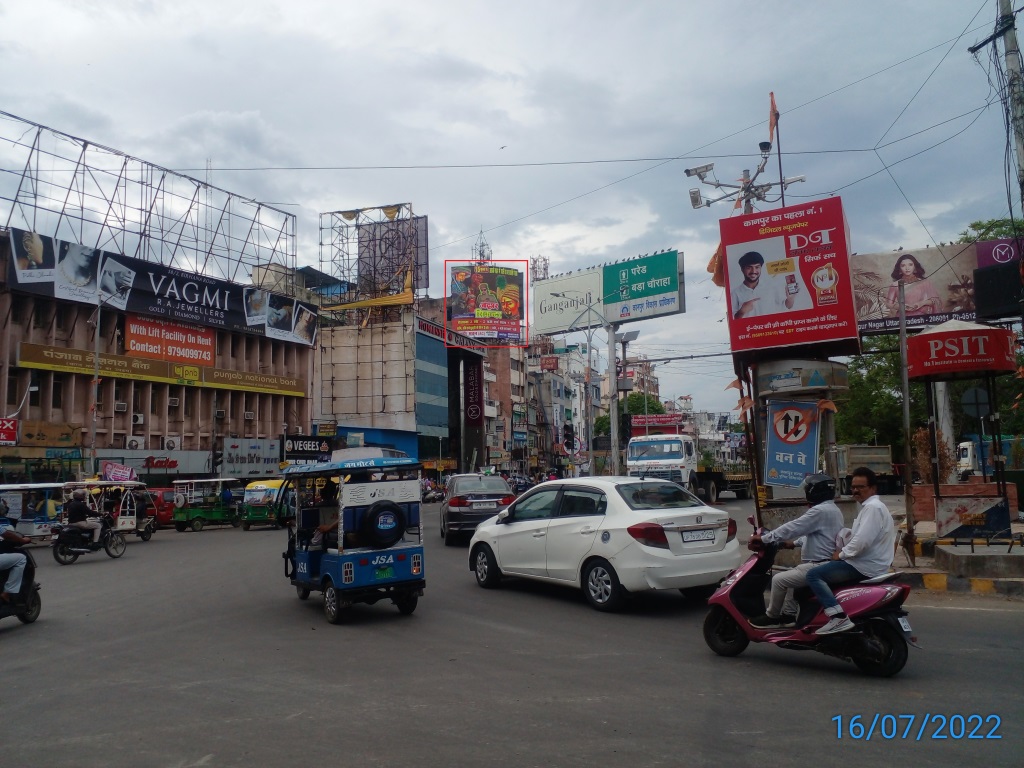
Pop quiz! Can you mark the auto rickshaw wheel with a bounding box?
[296,585,310,600]
[174,522,187,532]
[17,588,41,624]
[191,518,205,532]
[242,521,251,531]
[139,525,153,542]
[394,592,418,615]
[360,501,407,549]
[231,516,241,528]
[322,579,345,624]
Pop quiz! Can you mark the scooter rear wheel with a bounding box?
[17,589,41,624]
[852,619,908,678]
[703,605,750,657]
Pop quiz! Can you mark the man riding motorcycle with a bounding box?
[747,473,844,629]
[0,527,33,602]
[66,489,102,549]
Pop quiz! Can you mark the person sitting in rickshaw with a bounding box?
[132,490,150,530]
[310,480,340,549]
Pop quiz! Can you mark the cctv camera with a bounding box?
[684,163,714,178]
[782,175,806,186]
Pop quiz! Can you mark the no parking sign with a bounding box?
[763,400,820,487]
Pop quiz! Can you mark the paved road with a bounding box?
[3,504,1020,768]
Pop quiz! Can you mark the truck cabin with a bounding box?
[627,437,693,462]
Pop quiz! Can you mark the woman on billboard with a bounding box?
[885,253,941,317]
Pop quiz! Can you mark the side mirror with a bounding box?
[497,509,510,524]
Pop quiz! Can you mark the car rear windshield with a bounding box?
[616,482,702,510]
[454,477,510,494]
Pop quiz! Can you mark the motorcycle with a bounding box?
[0,544,42,625]
[421,487,444,504]
[702,523,918,677]
[51,513,127,565]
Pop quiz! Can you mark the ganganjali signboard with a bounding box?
[8,228,319,346]
[720,198,858,354]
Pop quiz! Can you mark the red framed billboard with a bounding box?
[720,197,858,354]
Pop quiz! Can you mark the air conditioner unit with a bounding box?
[215,409,226,419]
[168,397,180,408]
[114,402,128,413]
[295,426,304,435]
[127,438,144,451]
[132,414,145,425]
[162,436,179,451]
[244,411,255,420]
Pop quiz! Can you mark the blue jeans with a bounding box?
[805,560,865,610]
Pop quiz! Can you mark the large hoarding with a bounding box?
[720,198,858,353]
[531,268,603,336]
[602,250,684,324]
[852,243,978,334]
[357,215,430,292]
[447,263,524,342]
[8,228,319,346]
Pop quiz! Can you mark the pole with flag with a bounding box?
[769,92,785,206]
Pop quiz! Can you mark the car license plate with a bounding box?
[473,501,497,510]
[375,566,395,580]
[898,617,912,632]
[682,529,716,542]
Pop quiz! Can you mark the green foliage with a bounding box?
[594,413,610,436]
[624,392,665,415]
[957,218,1024,243]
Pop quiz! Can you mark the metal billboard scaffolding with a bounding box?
[0,111,296,289]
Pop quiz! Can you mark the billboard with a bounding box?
[447,263,524,341]
[852,243,978,334]
[7,228,319,346]
[531,268,603,335]
[125,314,216,367]
[603,251,684,324]
[720,198,858,353]
[357,215,430,292]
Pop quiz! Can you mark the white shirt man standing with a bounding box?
[731,250,795,318]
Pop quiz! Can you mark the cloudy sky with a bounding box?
[0,1,1014,414]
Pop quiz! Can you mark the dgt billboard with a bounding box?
[720,198,859,354]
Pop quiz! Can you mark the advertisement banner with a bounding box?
[602,251,684,324]
[225,437,283,477]
[464,359,484,428]
[7,228,318,346]
[17,420,82,447]
[18,343,306,396]
[448,263,524,341]
[100,460,137,481]
[540,355,559,372]
[629,414,684,427]
[0,418,17,446]
[125,314,216,367]
[851,242,978,334]
[763,400,820,487]
[720,198,858,353]
[906,322,1016,380]
[531,269,604,335]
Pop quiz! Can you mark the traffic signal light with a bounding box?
[563,422,575,444]
[211,449,223,469]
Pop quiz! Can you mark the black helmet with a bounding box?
[803,473,836,504]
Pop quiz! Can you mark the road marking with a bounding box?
[911,604,1022,613]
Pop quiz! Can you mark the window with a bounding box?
[51,374,64,409]
[510,488,559,521]
[558,489,606,517]
[55,305,68,330]
[617,482,700,510]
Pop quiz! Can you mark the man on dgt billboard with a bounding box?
[731,250,797,318]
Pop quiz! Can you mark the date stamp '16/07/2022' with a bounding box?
[832,714,1002,741]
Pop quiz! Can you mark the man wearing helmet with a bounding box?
[67,488,102,549]
[747,473,844,629]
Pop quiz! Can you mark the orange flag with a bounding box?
[768,92,778,144]
[706,241,726,287]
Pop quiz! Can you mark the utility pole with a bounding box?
[1001,0,1024,202]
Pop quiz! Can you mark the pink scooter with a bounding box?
[703,524,918,677]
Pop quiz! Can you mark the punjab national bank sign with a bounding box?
[720,198,859,354]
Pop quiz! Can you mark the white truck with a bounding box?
[625,433,753,504]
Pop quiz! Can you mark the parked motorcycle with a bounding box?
[51,513,127,565]
[421,487,444,504]
[702,524,917,677]
[0,544,41,625]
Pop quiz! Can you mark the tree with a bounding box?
[957,218,1024,243]
[592,393,664,438]
[594,413,610,436]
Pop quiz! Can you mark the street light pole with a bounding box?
[89,284,129,477]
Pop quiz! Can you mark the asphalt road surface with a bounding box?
[3,500,1021,768]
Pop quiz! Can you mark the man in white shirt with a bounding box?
[731,250,795,318]
[806,467,896,634]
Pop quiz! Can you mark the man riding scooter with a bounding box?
[747,473,844,629]
[1,526,33,603]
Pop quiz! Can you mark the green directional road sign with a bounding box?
[602,250,684,324]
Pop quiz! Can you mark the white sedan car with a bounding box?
[468,477,743,611]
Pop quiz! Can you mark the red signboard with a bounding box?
[541,355,559,372]
[630,414,683,426]
[125,314,216,366]
[907,321,1016,380]
[0,418,17,446]
[720,198,859,353]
